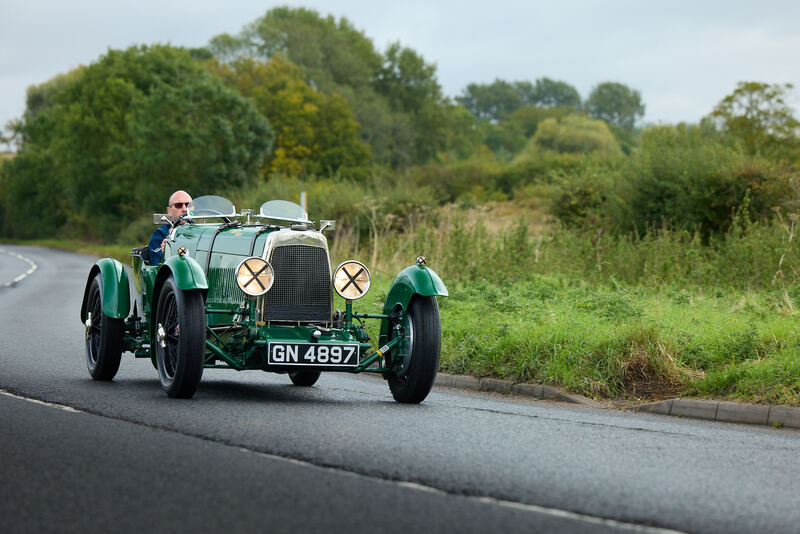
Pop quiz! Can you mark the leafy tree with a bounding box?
[24,68,86,118]
[1,119,21,152]
[374,42,441,114]
[2,45,271,241]
[187,47,213,61]
[709,81,800,160]
[439,104,484,159]
[205,56,370,178]
[456,79,530,122]
[585,82,645,131]
[374,42,450,163]
[457,79,578,122]
[532,77,581,109]
[531,114,621,154]
[208,6,449,167]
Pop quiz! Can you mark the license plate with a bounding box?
[268,342,359,367]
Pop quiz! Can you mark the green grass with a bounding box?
[438,277,800,404]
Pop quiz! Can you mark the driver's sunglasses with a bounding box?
[171,202,194,209]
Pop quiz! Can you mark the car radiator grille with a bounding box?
[264,245,331,323]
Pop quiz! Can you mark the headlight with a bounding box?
[236,257,274,297]
[333,261,371,300]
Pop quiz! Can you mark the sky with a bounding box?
[2,0,799,143]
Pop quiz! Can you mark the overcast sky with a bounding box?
[2,0,799,140]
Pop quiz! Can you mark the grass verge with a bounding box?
[438,277,800,405]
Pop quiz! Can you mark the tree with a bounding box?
[531,77,581,109]
[374,42,442,114]
[439,103,484,159]
[208,6,448,167]
[455,78,577,122]
[456,79,524,122]
[585,82,644,131]
[374,42,450,162]
[24,68,85,118]
[205,56,370,177]
[209,6,381,93]
[2,45,272,241]
[709,81,800,159]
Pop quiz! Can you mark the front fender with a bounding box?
[154,253,208,297]
[80,258,130,321]
[150,254,208,362]
[379,264,448,344]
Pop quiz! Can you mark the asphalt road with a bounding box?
[1,245,799,534]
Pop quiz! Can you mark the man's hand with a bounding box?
[160,238,166,251]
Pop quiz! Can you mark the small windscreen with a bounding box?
[190,195,236,217]
[257,200,310,223]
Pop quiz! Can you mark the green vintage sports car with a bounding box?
[80,195,447,403]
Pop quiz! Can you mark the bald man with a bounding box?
[148,190,193,265]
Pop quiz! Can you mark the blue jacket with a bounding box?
[148,224,170,265]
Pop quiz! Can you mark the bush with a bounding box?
[408,150,504,203]
[546,155,626,227]
[622,124,791,236]
[531,114,621,155]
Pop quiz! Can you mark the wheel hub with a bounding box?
[157,323,167,348]
[84,313,93,336]
[393,313,414,375]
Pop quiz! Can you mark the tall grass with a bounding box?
[437,276,800,403]
[327,205,800,404]
[339,206,800,292]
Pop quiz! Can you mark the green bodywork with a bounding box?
[80,258,130,320]
[378,264,448,346]
[158,254,208,291]
[81,215,445,377]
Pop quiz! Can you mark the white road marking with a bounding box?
[2,387,683,533]
[0,247,38,288]
[0,389,80,413]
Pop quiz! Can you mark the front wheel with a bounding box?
[84,274,123,381]
[155,276,205,398]
[289,371,321,387]
[388,296,441,404]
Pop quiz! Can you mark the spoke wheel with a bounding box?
[85,274,123,381]
[155,276,205,398]
[388,296,441,404]
[289,370,321,387]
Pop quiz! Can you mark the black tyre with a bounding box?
[85,274,124,381]
[155,276,205,398]
[388,296,441,404]
[289,370,321,387]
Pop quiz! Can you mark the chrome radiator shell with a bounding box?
[258,229,332,324]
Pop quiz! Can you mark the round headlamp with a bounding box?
[333,261,371,300]
[236,257,274,297]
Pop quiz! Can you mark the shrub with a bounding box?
[622,124,791,236]
[530,114,621,155]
